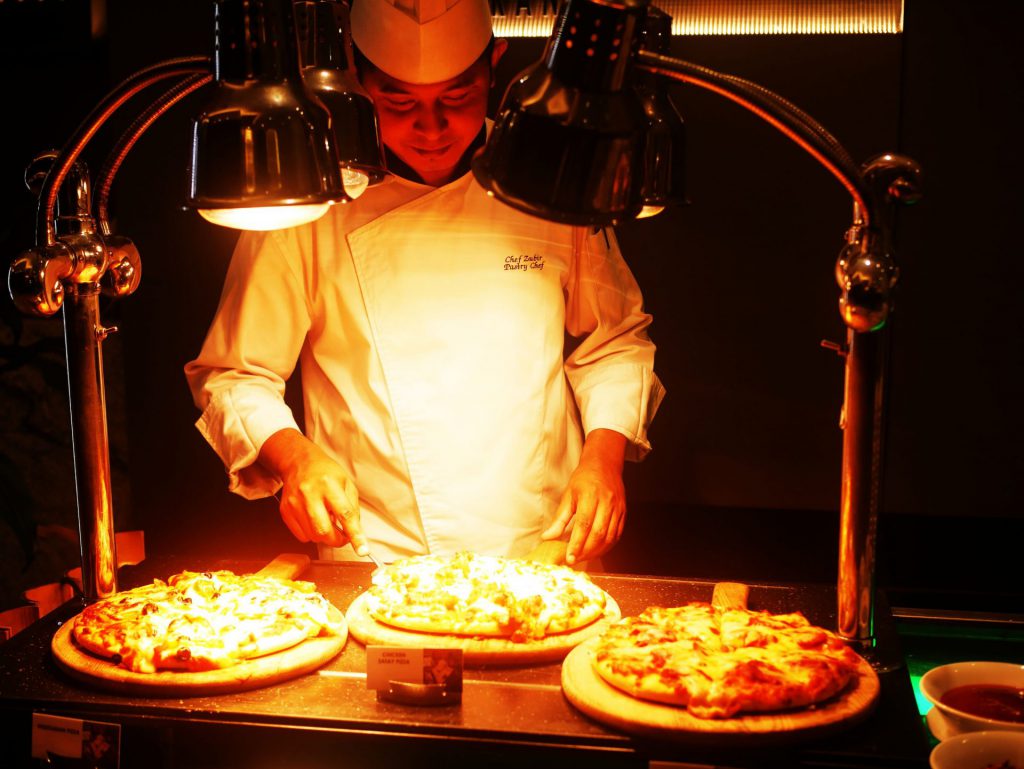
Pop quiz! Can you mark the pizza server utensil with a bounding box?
[356,537,385,573]
[272,491,383,571]
[329,518,384,573]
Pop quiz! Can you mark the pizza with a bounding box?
[72,570,344,673]
[593,603,862,718]
[364,551,609,642]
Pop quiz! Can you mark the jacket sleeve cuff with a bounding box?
[194,383,301,499]
[572,363,666,461]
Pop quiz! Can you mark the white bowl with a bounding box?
[930,730,1024,769]
[929,707,960,742]
[921,662,1024,737]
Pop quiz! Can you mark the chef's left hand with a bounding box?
[541,428,627,566]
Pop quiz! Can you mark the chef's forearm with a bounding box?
[580,428,627,473]
[258,427,317,484]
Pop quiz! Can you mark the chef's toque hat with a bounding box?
[350,0,493,84]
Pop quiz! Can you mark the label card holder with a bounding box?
[367,646,463,706]
[31,713,121,768]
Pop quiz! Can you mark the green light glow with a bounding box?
[909,671,934,716]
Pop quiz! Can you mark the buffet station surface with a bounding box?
[0,557,930,768]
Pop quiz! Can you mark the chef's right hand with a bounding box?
[258,428,369,555]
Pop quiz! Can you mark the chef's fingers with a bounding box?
[600,500,624,547]
[279,489,327,544]
[575,494,614,564]
[612,508,627,547]
[279,502,312,543]
[541,492,575,540]
[307,490,349,548]
[345,477,360,513]
[329,477,368,556]
[287,475,341,547]
[594,504,624,560]
[327,517,352,550]
[566,490,596,565]
[333,506,368,557]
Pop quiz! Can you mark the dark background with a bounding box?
[1,1,1021,610]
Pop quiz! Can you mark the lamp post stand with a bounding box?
[63,283,120,600]
[836,324,886,645]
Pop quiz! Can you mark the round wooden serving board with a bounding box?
[346,591,621,666]
[561,636,880,744]
[52,608,347,697]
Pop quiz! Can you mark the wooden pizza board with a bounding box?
[51,554,347,697]
[559,582,881,744]
[346,591,622,666]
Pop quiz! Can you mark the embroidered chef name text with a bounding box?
[504,254,545,272]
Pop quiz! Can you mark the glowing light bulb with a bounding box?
[342,167,369,200]
[198,203,332,231]
[637,205,665,219]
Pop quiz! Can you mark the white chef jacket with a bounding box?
[185,169,665,562]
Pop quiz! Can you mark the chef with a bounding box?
[185,0,664,567]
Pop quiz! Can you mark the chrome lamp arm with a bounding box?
[36,57,211,248]
[634,49,873,222]
[473,0,923,649]
[633,48,922,646]
[7,0,360,603]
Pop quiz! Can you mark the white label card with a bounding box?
[366,646,463,692]
[31,713,121,768]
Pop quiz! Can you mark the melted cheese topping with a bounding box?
[73,571,342,673]
[367,552,607,639]
[594,603,861,718]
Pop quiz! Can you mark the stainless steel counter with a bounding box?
[0,557,930,768]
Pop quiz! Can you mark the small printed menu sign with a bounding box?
[366,646,463,693]
[32,713,121,768]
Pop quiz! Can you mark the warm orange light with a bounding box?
[637,205,665,219]
[490,0,903,37]
[198,203,332,231]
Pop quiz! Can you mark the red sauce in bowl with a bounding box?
[940,684,1024,723]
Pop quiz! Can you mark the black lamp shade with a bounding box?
[296,0,387,189]
[189,86,344,208]
[635,6,686,213]
[472,0,651,226]
[188,0,345,214]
